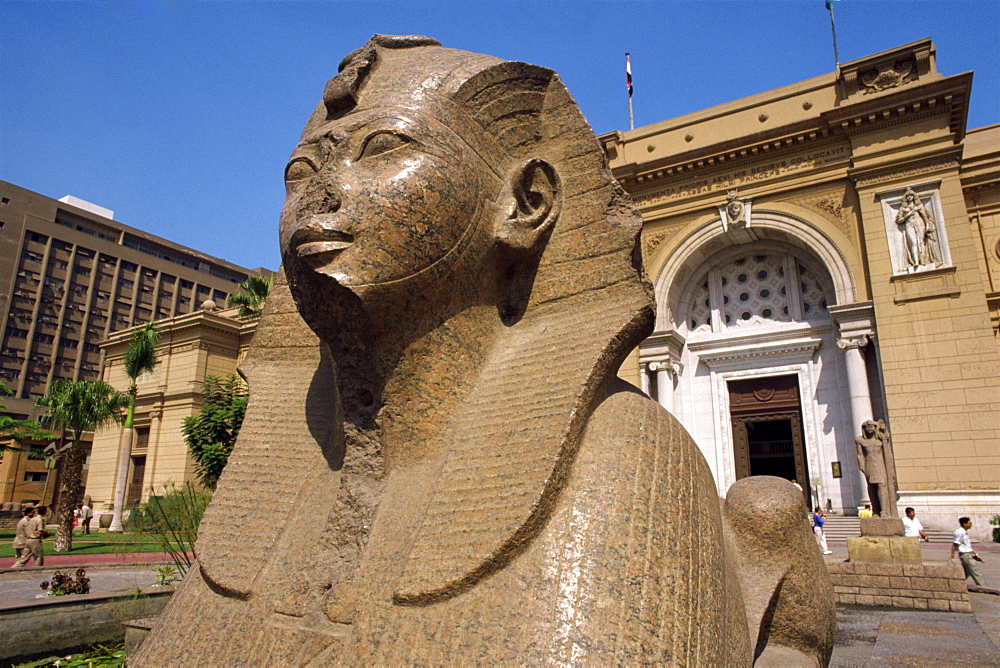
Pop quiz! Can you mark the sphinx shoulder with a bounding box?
[585,377,692,448]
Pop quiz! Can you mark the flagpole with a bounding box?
[628,90,634,131]
[827,2,840,67]
[626,52,634,130]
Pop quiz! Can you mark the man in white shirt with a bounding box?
[902,507,929,542]
[950,517,984,586]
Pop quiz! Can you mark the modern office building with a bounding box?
[0,179,264,504]
[604,39,999,539]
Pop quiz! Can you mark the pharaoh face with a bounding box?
[279,106,497,292]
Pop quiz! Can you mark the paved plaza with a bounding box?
[1,541,998,664]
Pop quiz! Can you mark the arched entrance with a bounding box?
[640,211,874,513]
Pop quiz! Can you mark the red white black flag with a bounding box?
[626,53,633,98]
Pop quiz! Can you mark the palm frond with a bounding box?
[36,379,129,445]
[123,321,160,384]
[227,275,273,320]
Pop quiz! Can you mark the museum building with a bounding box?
[605,39,999,538]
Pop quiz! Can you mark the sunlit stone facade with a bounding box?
[606,39,1000,539]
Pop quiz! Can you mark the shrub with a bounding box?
[124,482,210,576]
[39,569,90,596]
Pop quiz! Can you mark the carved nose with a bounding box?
[319,187,341,213]
[302,182,342,215]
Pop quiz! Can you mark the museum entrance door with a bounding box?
[728,375,810,503]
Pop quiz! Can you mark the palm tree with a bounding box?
[227,274,273,320]
[37,379,129,552]
[108,321,160,532]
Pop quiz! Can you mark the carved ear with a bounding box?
[496,159,561,253]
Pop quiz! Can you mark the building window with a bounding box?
[83,343,101,353]
[687,252,830,334]
[118,278,134,289]
[73,266,91,277]
[43,276,65,288]
[26,232,48,244]
[23,471,48,482]
[5,327,28,339]
[21,250,43,262]
[33,333,54,344]
[121,261,138,272]
[55,217,117,242]
[59,338,79,349]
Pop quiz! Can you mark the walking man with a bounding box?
[951,517,985,586]
[14,504,48,568]
[813,506,832,555]
[11,506,35,565]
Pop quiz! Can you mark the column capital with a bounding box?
[647,360,680,376]
[836,334,869,351]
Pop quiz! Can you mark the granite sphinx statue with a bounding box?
[136,36,834,666]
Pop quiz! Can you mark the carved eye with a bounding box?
[285,158,318,183]
[358,131,410,160]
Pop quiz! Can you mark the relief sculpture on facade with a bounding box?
[859,59,915,95]
[895,187,941,269]
[135,35,835,666]
[719,189,752,233]
[880,184,949,275]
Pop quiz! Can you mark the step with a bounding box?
[809,515,958,543]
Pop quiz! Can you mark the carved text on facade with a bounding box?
[631,145,850,208]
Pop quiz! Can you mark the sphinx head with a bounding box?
[279,36,572,337]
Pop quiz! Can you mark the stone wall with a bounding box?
[0,502,28,530]
[826,560,972,612]
[0,588,173,662]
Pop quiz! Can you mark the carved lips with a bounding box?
[291,216,355,264]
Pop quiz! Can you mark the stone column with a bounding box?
[837,335,874,508]
[648,361,675,413]
[640,362,651,398]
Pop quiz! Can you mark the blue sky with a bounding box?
[2,0,997,272]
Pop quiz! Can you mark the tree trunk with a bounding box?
[53,444,84,552]
[109,427,134,532]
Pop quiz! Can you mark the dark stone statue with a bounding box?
[856,419,899,519]
[135,36,834,665]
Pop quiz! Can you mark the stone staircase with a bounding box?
[817,514,956,543]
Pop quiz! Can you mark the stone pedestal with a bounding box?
[834,513,966,611]
[847,535,922,563]
[860,517,904,536]
[826,560,972,612]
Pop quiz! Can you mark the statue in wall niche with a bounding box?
[135,36,835,666]
[855,419,899,519]
[895,187,940,269]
